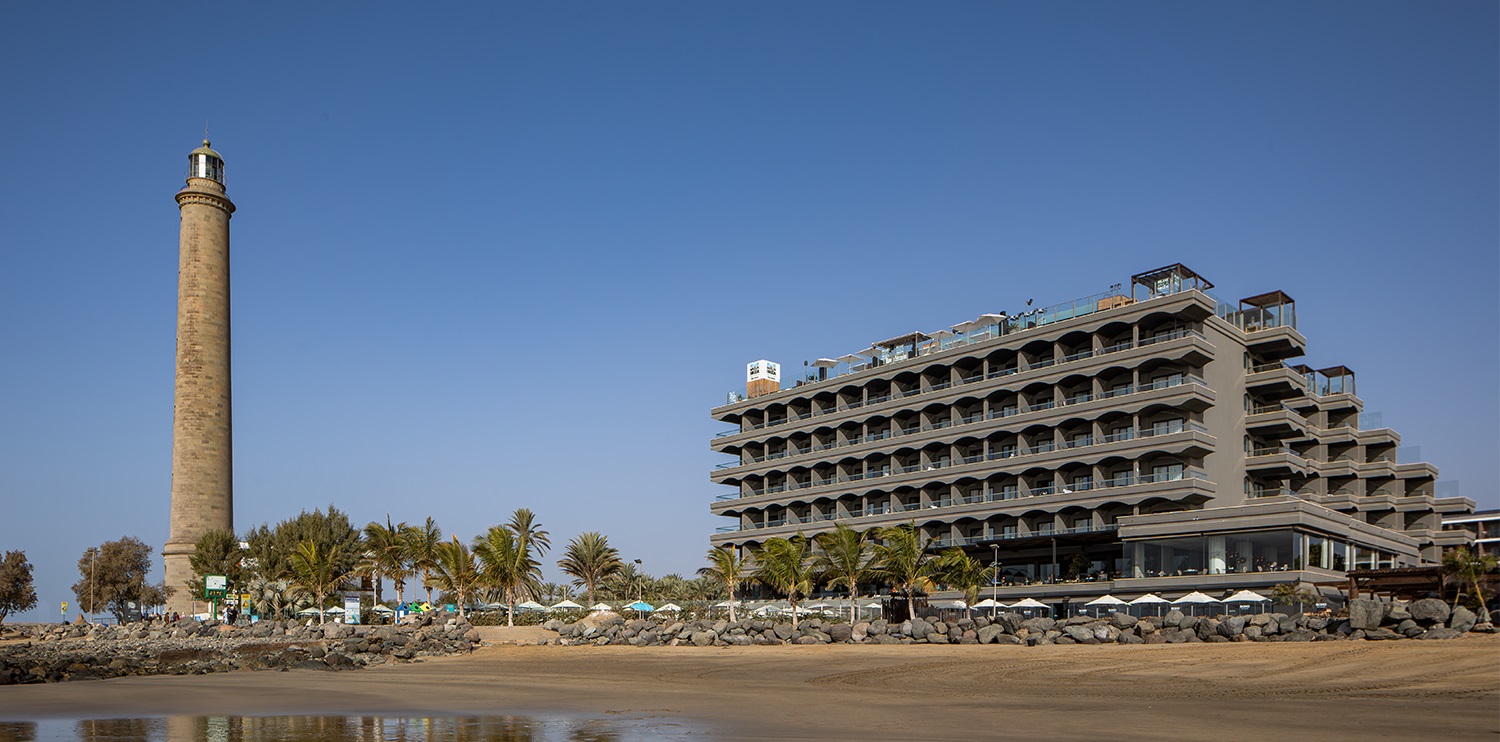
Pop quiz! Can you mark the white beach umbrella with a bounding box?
[1128,594,1171,617]
[657,603,682,612]
[549,600,584,611]
[1172,591,1221,616]
[971,598,1006,609]
[369,604,395,614]
[1084,595,1129,615]
[1222,590,1270,603]
[1222,590,1271,616]
[1171,591,1220,604]
[588,603,614,612]
[1008,597,1050,616]
[515,601,547,612]
[714,600,742,608]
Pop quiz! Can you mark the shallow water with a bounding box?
[0,714,711,742]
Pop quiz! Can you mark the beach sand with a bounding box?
[1,635,1496,740]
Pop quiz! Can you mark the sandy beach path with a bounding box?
[1,636,1496,740]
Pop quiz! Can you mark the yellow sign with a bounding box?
[61,601,68,615]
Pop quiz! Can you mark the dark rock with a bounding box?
[1363,628,1401,641]
[1347,598,1383,630]
[1450,606,1478,634]
[828,624,852,643]
[1063,625,1094,643]
[1408,599,1450,623]
[1218,616,1246,638]
[1109,613,1138,630]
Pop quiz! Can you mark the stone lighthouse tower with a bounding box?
[163,139,236,617]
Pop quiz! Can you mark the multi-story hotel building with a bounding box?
[708,264,1474,601]
[1444,510,1500,559]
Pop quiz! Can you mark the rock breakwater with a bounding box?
[0,612,479,685]
[546,598,1493,647]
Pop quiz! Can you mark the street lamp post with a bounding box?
[990,544,1000,619]
[633,559,643,602]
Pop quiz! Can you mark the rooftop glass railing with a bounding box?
[715,330,1207,436]
[714,378,1209,476]
[717,286,1235,406]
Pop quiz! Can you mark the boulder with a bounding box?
[1346,598,1383,631]
[1450,606,1478,634]
[909,619,932,640]
[851,622,869,642]
[1063,625,1094,643]
[1385,601,1411,621]
[1218,616,1246,638]
[773,624,794,641]
[828,624,853,643]
[1020,617,1055,633]
[1195,619,1219,641]
[1362,628,1401,641]
[1408,599,1450,623]
[1420,627,1463,640]
[976,625,1005,644]
[1109,613,1138,630]
[690,631,716,647]
[1243,625,1264,642]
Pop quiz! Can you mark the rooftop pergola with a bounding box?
[1131,263,1214,300]
[1238,289,1298,331]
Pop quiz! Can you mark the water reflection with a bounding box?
[0,721,38,742]
[12,715,702,742]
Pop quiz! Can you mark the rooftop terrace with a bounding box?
[721,264,1298,407]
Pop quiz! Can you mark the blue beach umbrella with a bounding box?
[626,601,655,613]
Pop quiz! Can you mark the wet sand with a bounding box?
[1,635,1497,740]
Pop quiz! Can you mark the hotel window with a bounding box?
[1152,463,1184,481]
[1154,372,1185,388]
[1151,418,1185,435]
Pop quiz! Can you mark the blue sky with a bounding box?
[1,2,1495,621]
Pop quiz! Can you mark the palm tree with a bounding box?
[698,546,747,622]
[812,523,875,623]
[285,540,354,624]
[753,536,816,630]
[934,547,994,609]
[507,508,552,559]
[604,561,647,603]
[557,532,623,607]
[403,517,443,606]
[474,525,541,626]
[245,576,294,620]
[361,516,409,606]
[429,537,482,619]
[871,524,938,622]
[1443,545,1499,619]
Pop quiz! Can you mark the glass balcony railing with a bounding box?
[716,326,1209,425]
[714,375,1210,473]
[718,470,1211,534]
[725,419,1208,500]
